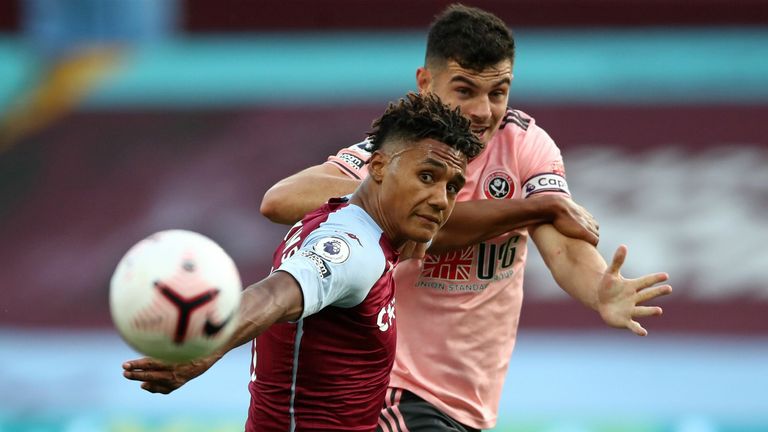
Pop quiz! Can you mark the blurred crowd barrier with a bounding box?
[0,31,766,333]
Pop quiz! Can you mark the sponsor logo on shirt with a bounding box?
[523,173,570,198]
[279,221,304,265]
[300,250,331,278]
[422,246,474,281]
[376,298,396,332]
[420,236,520,284]
[313,237,350,264]
[483,171,515,199]
[345,232,362,247]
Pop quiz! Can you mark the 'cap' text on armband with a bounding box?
[523,173,570,198]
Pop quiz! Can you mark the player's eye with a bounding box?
[447,183,459,195]
[419,172,434,183]
[455,87,472,97]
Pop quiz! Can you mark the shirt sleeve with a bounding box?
[324,139,373,180]
[275,228,385,319]
[515,117,571,199]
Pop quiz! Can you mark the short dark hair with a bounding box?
[367,92,484,160]
[425,3,515,71]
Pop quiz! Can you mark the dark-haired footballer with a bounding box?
[261,4,672,431]
[122,92,483,431]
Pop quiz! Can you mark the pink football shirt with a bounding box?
[326,109,570,429]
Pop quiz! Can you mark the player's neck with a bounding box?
[349,182,404,249]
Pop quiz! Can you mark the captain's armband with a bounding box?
[523,173,570,198]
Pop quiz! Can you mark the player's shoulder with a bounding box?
[494,108,555,147]
[327,138,374,177]
[497,108,546,135]
[325,202,381,237]
[341,138,374,157]
[281,203,389,315]
[500,108,532,130]
[306,204,387,263]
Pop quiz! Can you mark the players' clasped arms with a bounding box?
[260,4,672,432]
[122,92,484,431]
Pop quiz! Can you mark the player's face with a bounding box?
[417,60,512,146]
[377,139,467,244]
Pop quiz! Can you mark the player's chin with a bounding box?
[405,225,438,244]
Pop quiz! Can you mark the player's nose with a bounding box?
[467,97,492,122]
[427,185,449,212]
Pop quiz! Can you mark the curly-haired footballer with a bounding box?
[122,92,483,432]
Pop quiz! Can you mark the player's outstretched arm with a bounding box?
[122,271,304,394]
[261,164,361,224]
[530,224,672,336]
[429,194,599,253]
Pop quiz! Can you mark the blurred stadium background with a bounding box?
[1,0,767,431]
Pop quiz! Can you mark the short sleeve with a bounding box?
[515,117,571,199]
[324,139,373,180]
[276,229,385,319]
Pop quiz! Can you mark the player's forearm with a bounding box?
[532,224,606,310]
[551,243,607,311]
[218,273,304,355]
[261,172,361,224]
[429,196,555,253]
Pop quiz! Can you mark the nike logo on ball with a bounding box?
[204,313,233,337]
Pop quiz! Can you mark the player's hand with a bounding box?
[398,241,428,261]
[547,195,599,246]
[122,355,218,394]
[596,245,672,336]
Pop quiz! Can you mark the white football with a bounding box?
[110,230,241,363]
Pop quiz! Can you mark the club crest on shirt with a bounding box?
[483,171,515,199]
[313,237,351,264]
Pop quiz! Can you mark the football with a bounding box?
[110,230,241,363]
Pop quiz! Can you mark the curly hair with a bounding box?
[425,3,515,71]
[367,92,484,160]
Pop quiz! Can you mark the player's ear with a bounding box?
[416,67,432,94]
[367,151,387,183]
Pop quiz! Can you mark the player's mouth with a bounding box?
[471,126,488,139]
[416,214,441,226]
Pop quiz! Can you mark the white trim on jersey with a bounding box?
[289,319,305,432]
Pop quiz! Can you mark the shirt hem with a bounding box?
[387,381,497,430]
